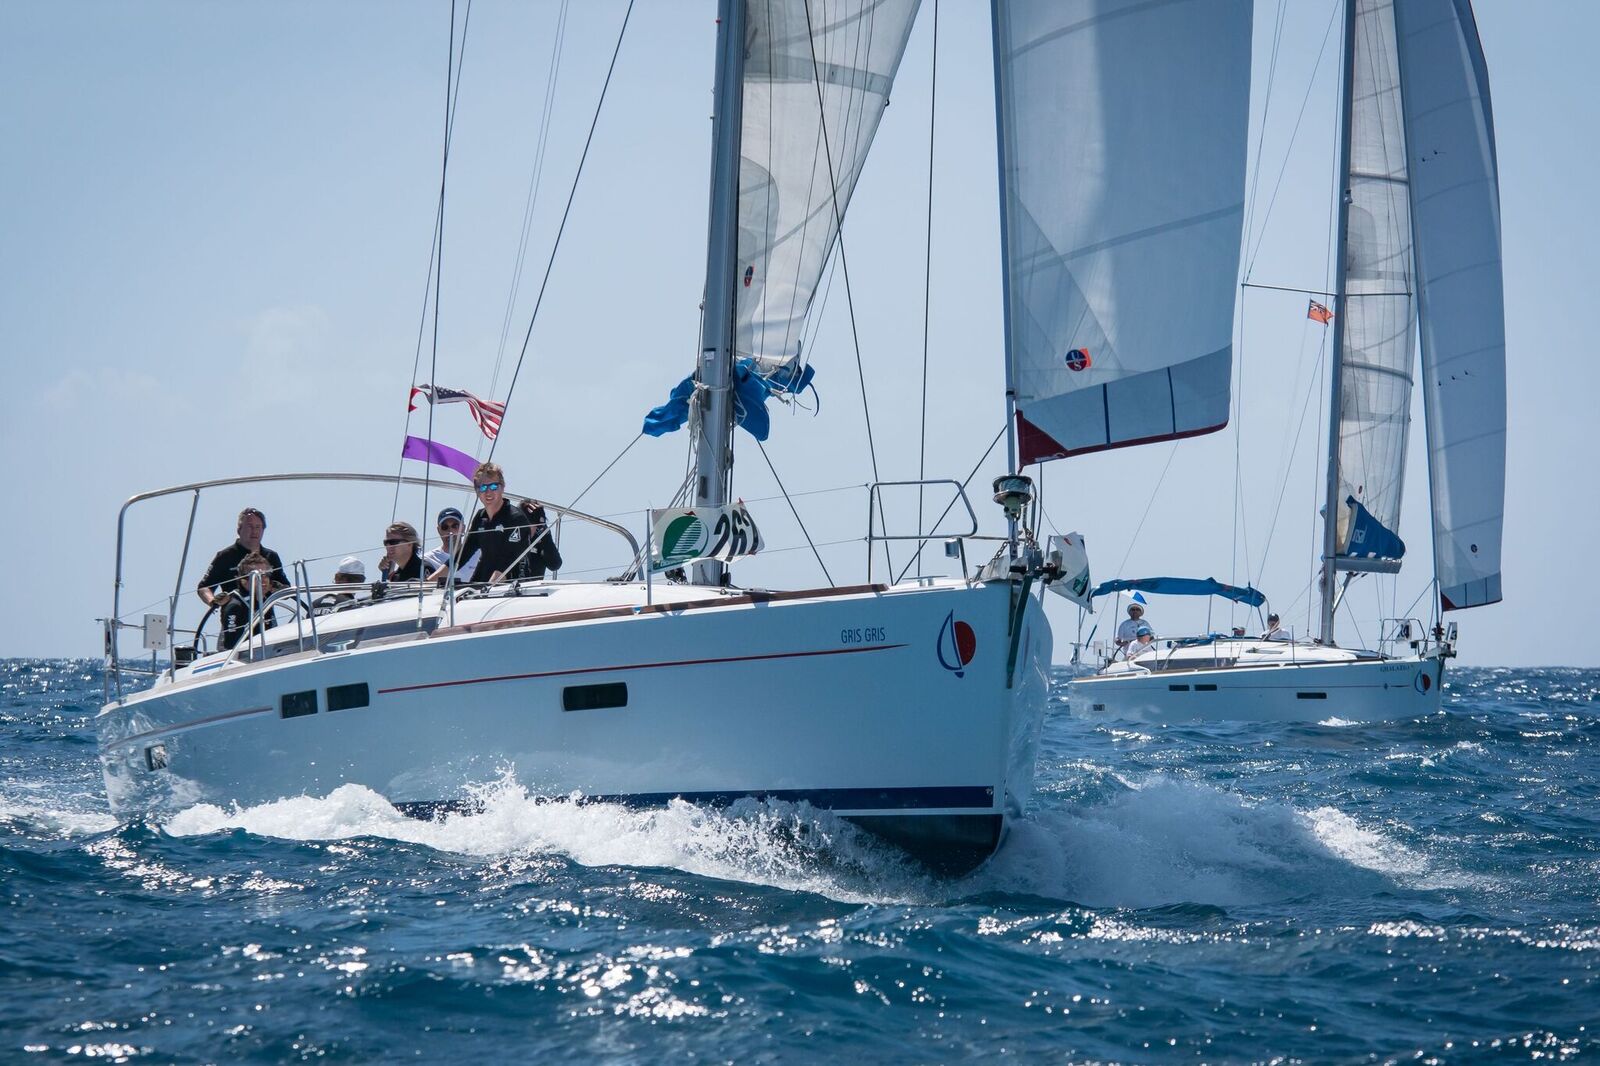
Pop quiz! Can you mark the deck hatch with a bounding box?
[563,682,628,712]
[326,682,369,712]
[280,690,318,718]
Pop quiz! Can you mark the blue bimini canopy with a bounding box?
[1091,576,1266,608]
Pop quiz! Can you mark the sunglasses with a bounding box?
[476,482,502,493]
[439,521,462,531]
[383,538,409,547]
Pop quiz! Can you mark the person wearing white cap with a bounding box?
[1115,600,1150,651]
[313,557,367,614]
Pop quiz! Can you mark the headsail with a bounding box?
[992,0,1253,463]
[1395,0,1506,610]
[736,0,921,369]
[1332,0,1418,566]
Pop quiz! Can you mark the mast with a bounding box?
[691,0,747,586]
[989,0,1020,562]
[1318,0,1359,645]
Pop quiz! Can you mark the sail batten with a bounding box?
[993,0,1253,464]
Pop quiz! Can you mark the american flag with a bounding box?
[408,384,506,440]
[1307,299,1334,325]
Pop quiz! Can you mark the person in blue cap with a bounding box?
[424,506,478,583]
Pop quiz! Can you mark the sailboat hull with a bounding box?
[1069,644,1445,724]
[97,579,1052,874]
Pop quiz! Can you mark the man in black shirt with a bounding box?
[197,507,290,612]
[457,462,534,582]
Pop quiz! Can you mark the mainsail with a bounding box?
[1332,0,1417,565]
[992,0,1254,463]
[1395,0,1506,610]
[736,0,921,368]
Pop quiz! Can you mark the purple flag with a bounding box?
[401,435,478,481]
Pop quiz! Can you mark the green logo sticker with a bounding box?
[658,514,708,568]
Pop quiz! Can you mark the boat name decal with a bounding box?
[841,626,888,645]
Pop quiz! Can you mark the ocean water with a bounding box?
[2,659,1597,1063]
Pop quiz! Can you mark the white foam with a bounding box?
[972,776,1471,908]
[0,793,118,839]
[162,780,930,903]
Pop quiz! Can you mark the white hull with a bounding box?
[98,578,1052,872]
[1069,640,1445,724]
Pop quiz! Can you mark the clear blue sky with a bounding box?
[0,1,1589,666]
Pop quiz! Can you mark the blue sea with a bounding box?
[2,659,1596,1063]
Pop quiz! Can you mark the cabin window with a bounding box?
[1196,683,1218,692]
[1296,691,1328,700]
[1168,684,1191,692]
[280,690,318,718]
[563,682,627,712]
[326,683,369,712]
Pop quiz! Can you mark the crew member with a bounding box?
[453,462,535,583]
[217,550,280,650]
[424,507,478,583]
[197,507,289,614]
[1261,613,1290,641]
[377,521,424,583]
[1115,600,1149,650]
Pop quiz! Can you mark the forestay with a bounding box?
[1333,0,1417,565]
[1395,0,1505,610]
[736,0,921,370]
[992,0,1253,463]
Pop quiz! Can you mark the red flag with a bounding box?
[1307,300,1334,325]
[408,384,506,440]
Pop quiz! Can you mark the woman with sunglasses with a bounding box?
[377,521,424,583]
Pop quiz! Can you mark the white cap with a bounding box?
[336,556,366,578]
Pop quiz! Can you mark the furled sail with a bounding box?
[1395,0,1505,610]
[1332,0,1417,566]
[992,0,1253,463]
[736,0,921,368]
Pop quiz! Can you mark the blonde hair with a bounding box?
[472,461,505,487]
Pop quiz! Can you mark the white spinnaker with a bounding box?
[1395,0,1505,610]
[736,0,921,367]
[992,0,1252,463]
[1333,0,1417,559]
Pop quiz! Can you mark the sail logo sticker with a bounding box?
[1415,671,1432,694]
[936,611,977,678]
[658,513,709,568]
[1064,347,1092,372]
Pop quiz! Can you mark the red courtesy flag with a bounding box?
[1307,300,1334,325]
[408,384,506,440]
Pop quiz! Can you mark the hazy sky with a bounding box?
[1,1,1590,667]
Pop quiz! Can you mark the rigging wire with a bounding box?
[489,0,636,461]
[391,0,474,520]
[914,0,939,580]
[422,0,472,585]
[755,440,835,587]
[488,0,572,414]
[800,0,894,582]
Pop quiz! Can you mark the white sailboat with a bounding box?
[1069,0,1507,723]
[94,0,1255,871]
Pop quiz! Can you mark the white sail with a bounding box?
[736,0,921,367]
[1395,0,1505,610]
[992,0,1253,463]
[1333,0,1417,563]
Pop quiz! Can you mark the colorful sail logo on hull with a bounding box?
[936,612,977,679]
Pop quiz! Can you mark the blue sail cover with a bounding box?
[1341,496,1406,560]
[1091,576,1265,608]
[643,359,816,442]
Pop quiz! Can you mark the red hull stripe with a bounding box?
[376,643,910,695]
